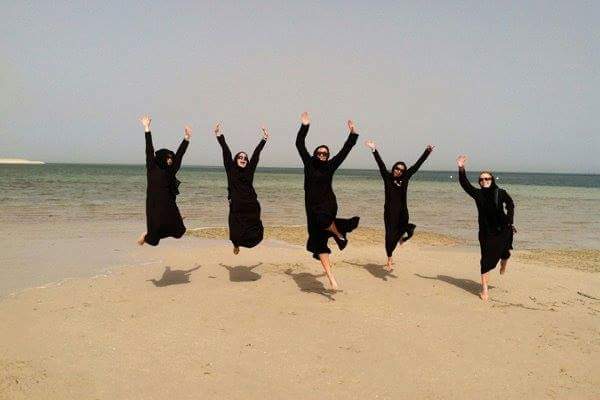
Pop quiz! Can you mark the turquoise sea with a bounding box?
[2,164,599,250]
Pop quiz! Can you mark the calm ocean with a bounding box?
[2,164,599,250]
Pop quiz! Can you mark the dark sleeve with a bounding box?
[249,138,267,171]
[172,139,189,172]
[145,131,155,170]
[295,124,311,165]
[406,148,432,178]
[502,190,515,224]
[217,135,233,171]
[458,167,478,198]
[330,132,359,171]
[372,150,388,180]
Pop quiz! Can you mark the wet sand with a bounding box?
[1,233,598,399]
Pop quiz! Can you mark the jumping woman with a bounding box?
[457,155,516,301]
[365,140,434,271]
[137,115,191,246]
[295,112,360,290]
[215,122,268,254]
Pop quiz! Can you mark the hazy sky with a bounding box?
[2,1,599,173]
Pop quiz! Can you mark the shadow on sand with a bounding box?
[345,261,398,281]
[284,268,336,301]
[414,273,494,297]
[148,265,201,287]
[220,263,262,282]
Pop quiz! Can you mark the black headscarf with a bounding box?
[312,145,330,168]
[155,148,181,196]
[391,161,407,185]
[233,151,249,170]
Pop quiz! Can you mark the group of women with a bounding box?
[137,113,516,301]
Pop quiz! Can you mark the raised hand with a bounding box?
[184,126,192,141]
[426,144,436,152]
[214,122,222,137]
[364,140,376,151]
[261,126,270,140]
[139,115,152,132]
[347,120,356,133]
[300,112,310,125]
[457,155,467,168]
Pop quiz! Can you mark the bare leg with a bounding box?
[385,256,394,271]
[500,258,509,275]
[319,253,338,290]
[137,233,146,246]
[479,273,489,301]
[325,222,343,240]
[233,246,239,255]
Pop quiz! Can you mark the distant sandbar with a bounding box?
[0,158,44,165]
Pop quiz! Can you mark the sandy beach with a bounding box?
[1,228,598,399]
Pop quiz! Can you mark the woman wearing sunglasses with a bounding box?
[137,115,191,246]
[215,122,269,254]
[295,112,360,290]
[364,140,434,271]
[457,155,516,301]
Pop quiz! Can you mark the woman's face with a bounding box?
[479,172,493,188]
[165,156,173,166]
[393,164,405,178]
[236,152,248,168]
[315,147,329,162]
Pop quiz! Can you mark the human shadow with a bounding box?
[414,273,494,297]
[345,261,398,281]
[219,263,262,282]
[148,265,201,287]
[284,268,336,301]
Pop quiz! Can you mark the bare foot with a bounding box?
[479,291,489,301]
[500,259,508,275]
[137,233,146,246]
[385,259,394,272]
[233,246,240,255]
[328,277,339,291]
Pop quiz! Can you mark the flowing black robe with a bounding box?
[144,131,188,246]
[295,123,360,259]
[372,148,431,257]
[217,135,265,248]
[459,167,515,274]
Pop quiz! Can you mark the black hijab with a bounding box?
[312,145,330,168]
[391,161,407,185]
[233,151,249,170]
[480,173,503,232]
[155,148,181,196]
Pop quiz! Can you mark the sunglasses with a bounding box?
[394,167,405,171]
[237,155,248,160]
[479,177,492,182]
[316,151,329,157]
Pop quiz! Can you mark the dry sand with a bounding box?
[1,229,599,399]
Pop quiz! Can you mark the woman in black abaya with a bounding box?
[365,140,434,271]
[457,155,516,301]
[215,122,268,254]
[137,115,191,246]
[295,112,360,290]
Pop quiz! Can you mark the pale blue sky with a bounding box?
[1,1,599,172]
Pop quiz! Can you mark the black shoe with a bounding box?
[333,235,348,251]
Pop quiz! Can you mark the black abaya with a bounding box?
[459,167,515,274]
[372,148,431,257]
[295,123,360,259]
[144,131,188,246]
[217,135,266,248]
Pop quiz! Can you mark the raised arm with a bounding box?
[140,115,155,169]
[249,127,269,171]
[406,145,434,178]
[365,140,388,180]
[172,126,191,172]
[457,155,478,198]
[330,120,359,171]
[295,112,311,165]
